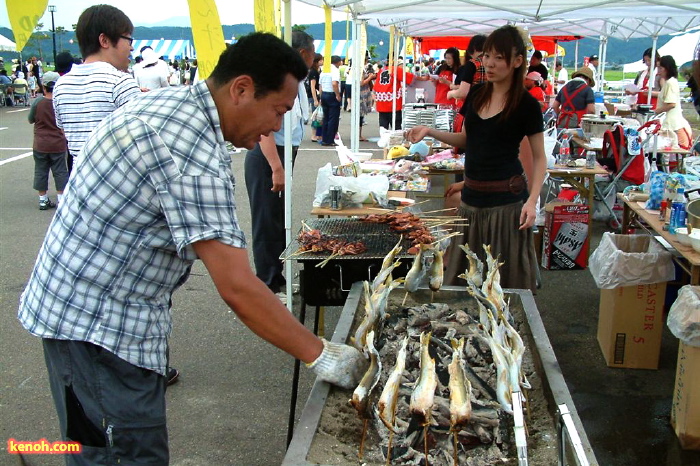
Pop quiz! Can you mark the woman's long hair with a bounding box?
[437,47,461,75]
[471,25,527,121]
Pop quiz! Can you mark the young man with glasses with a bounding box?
[52,5,141,174]
[50,5,179,385]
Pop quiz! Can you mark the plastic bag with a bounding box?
[543,126,558,168]
[310,105,324,128]
[668,285,700,347]
[589,233,675,289]
[645,171,668,210]
[313,163,389,208]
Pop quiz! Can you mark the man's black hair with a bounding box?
[292,30,314,53]
[468,35,487,55]
[209,32,308,98]
[331,55,342,65]
[532,50,543,60]
[140,45,152,54]
[0,69,7,76]
[75,5,134,59]
[55,52,75,74]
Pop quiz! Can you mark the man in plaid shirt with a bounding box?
[19,33,366,464]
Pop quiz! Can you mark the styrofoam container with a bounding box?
[349,152,372,162]
[690,231,700,253]
[675,227,692,247]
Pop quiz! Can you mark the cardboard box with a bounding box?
[541,202,590,270]
[671,342,700,450]
[597,283,667,369]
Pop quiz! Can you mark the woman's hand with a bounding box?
[405,125,431,143]
[519,200,537,230]
[444,181,465,199]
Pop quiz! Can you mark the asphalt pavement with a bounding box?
[1,99,699,465]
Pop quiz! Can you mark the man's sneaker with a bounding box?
[167,367,180,386]
[39,198,56,210]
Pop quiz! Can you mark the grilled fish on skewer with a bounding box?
[353,281,379,352]
[448,338,472,428]
[350,330,382,460]
[459,244,483,287]
[405,244,430,293]
[410,331,438,423]
[372,259,402,292]
[380,236,403,273]
[351,330,382,416]
[378,336,409,432]
[486,335,513,414]
[428,246,444,292]
[372,278,404,321]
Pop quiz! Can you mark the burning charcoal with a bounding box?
[407,309,430,328]
[451,309,472,325]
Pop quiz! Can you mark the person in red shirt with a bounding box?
[525,71,546,111]
[374,59,419,130]
[433,47,460,106]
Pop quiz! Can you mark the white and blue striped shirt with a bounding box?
[53,61,141,159]
[19,81,246,375]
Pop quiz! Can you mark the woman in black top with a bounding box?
[407,25,546,291]
[307,53,323,141]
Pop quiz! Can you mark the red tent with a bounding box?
[416,35,581,56]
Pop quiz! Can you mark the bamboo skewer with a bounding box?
[452,430,459,466]
[385,430,394,466]
[358,418,368,460]
[421,207,458,214]
[315,252,341,268]
[424,424,430,466]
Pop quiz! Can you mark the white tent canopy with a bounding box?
[623,29,700,73]
[297,1,700,40]
[0,33,16,52]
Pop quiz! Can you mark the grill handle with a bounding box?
[335,263,379,292]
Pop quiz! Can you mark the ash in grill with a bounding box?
[362,299,521,465]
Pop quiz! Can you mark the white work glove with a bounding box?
[307,339,368,389]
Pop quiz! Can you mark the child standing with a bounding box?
[28,71,68,210]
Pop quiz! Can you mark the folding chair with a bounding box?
[11,83,30,106]
[594,117,662,229]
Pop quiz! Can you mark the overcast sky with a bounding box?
[1,0,346,30]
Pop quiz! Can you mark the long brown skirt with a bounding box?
[444,201,537,292]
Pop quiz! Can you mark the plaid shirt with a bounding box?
[470,57,487,85]
[19,81,246,375]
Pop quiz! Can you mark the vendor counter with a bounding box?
[619,194,700,285]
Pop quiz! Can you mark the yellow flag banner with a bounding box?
[187,0,226,80]
[388,26,395,67]
[254,0,276,35]
[323,5,332,73]
[273,0,282,38]
[405,37,413,58]
[6,0,47,52]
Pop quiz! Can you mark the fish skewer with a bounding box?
[405,243,430,293]
[353,282,379,352]
[448,338,472,466]
[410,331,438,465]
[350,330,382,459]
[377,337,409,465]
[459,244,484,288]
[428,247,445,293]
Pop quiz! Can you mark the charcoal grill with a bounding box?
[283,218,431,446]
[283,218,418,307]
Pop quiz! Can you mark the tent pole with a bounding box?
[350,17,361,153]
[601,36,608,92]
[597,36,603,91]
[648,35,658,106]
[401,33,407,119]
[574,40,579,71]
[282,0,293,310]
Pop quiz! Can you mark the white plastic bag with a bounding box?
[543,126,558,168]
[313,163,389,208]
[668,285,700,347]
[589,233,675,289]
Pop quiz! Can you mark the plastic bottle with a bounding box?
[559,136,571,165]
[585,150,596,169]
[669,188,687,234]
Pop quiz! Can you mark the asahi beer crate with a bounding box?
[542,201,590,270]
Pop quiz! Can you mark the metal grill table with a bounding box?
[282,218,418,445]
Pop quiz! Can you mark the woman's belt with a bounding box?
[464,174,526,194]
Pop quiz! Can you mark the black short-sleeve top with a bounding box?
[459,83,544,207]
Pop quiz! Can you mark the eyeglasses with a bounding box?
[120,35,134,46]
